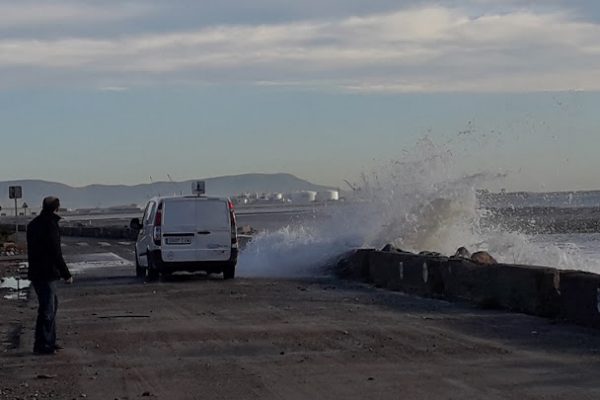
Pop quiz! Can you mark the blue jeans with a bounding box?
[32,280,58,352]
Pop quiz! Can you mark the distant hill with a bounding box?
[0,173,334,211]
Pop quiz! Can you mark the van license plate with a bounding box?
[166,237,192,245]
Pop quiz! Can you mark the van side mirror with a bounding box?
[130,218,142,230]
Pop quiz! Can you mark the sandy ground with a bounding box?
[2,238,600,399]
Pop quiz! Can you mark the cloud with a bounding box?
[98,86,129,92]
[0,5,599,92]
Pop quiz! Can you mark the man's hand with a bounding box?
[64,277,74,284]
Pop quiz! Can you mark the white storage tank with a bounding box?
[316,190,339,202]
[291,191,317,203]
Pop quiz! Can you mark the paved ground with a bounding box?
[2,238,600,399]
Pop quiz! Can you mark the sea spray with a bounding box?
[237,225,355,278]
[238,138,486,276]
[238,138,600,277]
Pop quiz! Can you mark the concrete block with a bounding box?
[424,258,450,297]
[335,249,375,280]
[489,264,560,317]
[444,259,498,305]
[559,271,600,328]
[399,255,433,296]
[368,252,403,289]
[336,249,600,329]
[367,252,431,295]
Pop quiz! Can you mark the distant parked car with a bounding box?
[130,195,238,280]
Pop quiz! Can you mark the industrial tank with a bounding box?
[316,190,339,202]
[291,191,317,203]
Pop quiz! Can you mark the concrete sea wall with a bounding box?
[336,249,600,328]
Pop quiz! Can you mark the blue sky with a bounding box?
[1,0,599,191]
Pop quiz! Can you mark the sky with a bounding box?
[1,0,599,191]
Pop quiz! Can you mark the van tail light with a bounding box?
[153,202,163,246]
[228,200,238,247]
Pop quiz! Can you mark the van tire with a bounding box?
[135,251,146,279]
[147,266,160,281]
[135,261,145,279]
[146,252,160,282]
[223,263,236,280]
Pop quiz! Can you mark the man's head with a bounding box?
[42,196,60,213]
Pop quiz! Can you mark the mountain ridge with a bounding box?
[0,173,334,210]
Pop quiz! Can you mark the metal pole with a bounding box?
[14,198,18,235]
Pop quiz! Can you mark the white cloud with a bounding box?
[0,6,599,92]
[98,86,129,92]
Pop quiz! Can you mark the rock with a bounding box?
[453,247,471,258]
[419,251,442,257]
[471,251,497,265]
[380,244,409,253]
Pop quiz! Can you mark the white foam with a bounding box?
[238,226,353,278]
[238,138,600,277]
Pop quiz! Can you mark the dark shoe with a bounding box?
[33,348,57,355]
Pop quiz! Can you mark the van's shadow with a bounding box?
[158,272,225,283]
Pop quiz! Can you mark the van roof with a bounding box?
[149,195,229,203]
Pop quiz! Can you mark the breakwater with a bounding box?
[336,249,600,328]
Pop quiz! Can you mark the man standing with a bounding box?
[27,196,73,355]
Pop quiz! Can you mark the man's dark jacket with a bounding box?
[27,211,72,281]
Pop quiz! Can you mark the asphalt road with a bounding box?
[2,238,600,399]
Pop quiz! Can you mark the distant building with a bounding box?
[290,191,317,203]
[316,190,339,202]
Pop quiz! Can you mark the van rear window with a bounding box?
[163,200,229,229]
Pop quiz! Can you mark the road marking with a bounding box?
[98,242,112,247]
[76,242,89,247]
[67,252,133,273]
[118,242,133,246]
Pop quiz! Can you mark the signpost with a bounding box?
[191,181,205,196]
[9,186,22,234]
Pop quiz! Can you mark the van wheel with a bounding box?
[146,253,160,282]
[135,251,145,279]
[147,265,160,281]
[223,263,236,280]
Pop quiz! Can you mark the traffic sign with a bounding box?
[9,186,22,199]
[192,181,205,195]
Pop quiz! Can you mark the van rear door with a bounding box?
[161,199,197,262]
[161,198,231,263]
[194,199,231,261]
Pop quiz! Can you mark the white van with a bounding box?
[130,195,238,280]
